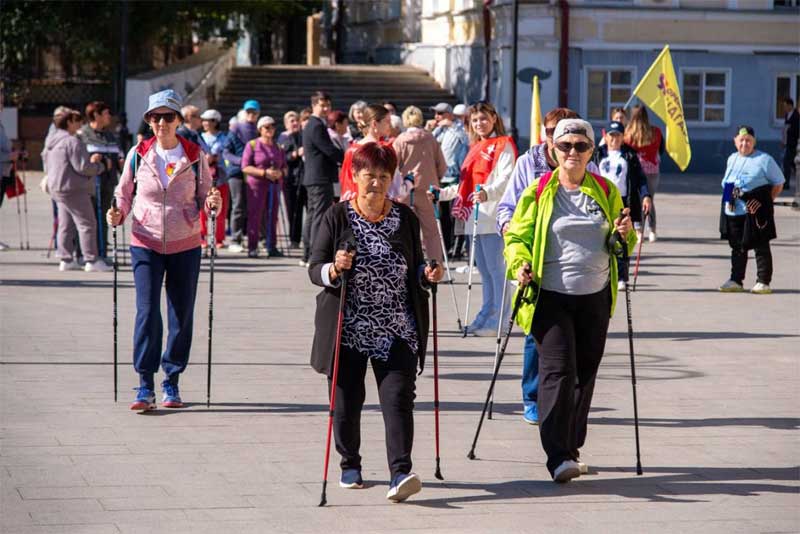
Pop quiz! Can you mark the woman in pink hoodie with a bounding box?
[107,90,221,412]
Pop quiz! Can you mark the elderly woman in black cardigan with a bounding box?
[308,142,443,503]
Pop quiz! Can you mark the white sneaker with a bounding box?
[84,260,112,272]
[59,260,81,271]
[228,243,244,253]
[552,460,581,483]
[455,265,478,275]
[718,279,744,293]
[298,260,309,267]
[750,282,772,295]
[648,231,657,243]
[577,460,588,475]
[617,280,626,291]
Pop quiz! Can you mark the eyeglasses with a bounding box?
[545,127,556,137]
[147,112,178,124]
[554,141,593,154]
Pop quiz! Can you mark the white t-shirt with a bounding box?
[599,150,628,198]
[154,143,185,188]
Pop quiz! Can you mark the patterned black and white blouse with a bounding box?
[341,203,419,361]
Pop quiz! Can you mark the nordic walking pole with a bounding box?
[95,176,105,258]
[428,259,444,480]
[429,186,463,331]
[613,211,643,475]
[487,270,509,420]
[20,157,30,250]
[632,212,648,291]
[14,162,23,250]
[111,199,119,402]
[320,238,357,507]
[463,184,481,337]
[207,208,217,408]
[468,270,530,460]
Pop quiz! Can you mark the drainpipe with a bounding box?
[483,0,492,101]
[509,0,519,144]
[558,0,569,107]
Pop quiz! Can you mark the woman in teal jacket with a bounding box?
[504,119,636,483]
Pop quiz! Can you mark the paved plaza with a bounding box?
[1,172,798,533]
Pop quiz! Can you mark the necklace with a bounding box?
[352,198,390,223]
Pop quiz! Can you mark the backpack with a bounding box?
[129,150,201,210]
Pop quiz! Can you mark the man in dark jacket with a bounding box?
[301,91,344,265]
[781,98,798,190]
[223,100,260,251]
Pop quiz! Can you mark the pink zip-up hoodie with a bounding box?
[114,135,211,255]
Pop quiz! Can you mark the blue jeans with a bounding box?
[522,333,539,407]
[131,246,201,390]
[471,233,508,329]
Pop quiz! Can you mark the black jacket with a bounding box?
[277,130,304,188]
[739,184,777,250]
[592,143,651,223]
[307,201,430,377]
[302,115,344,186]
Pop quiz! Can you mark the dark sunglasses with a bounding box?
[147,112,178,124]
[554,141,593,154]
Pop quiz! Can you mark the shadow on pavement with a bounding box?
[408,465,799,508]
[607,330,800,341]
[588,416,799,431]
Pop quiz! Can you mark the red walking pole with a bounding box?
[319,239,356,507]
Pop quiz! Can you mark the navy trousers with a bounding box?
[131,246,201,390]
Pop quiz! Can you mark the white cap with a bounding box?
[452,104,467,117]
[553,118,595,144]
[200,109,222,122]
[257,116,276,130]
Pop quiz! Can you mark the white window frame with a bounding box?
[581,65,637,125]
[679,67,732,128]
[773,72,800,126]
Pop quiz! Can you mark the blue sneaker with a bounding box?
[386,472,421,502]
[130,387,156,411]
[161,381,183,408]
[523,404,539,425]
[339,469,364,489]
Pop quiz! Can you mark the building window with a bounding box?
[681,70,729,125]
[774,0,799,7]
[585,68,634,121]
[775,74,800,121]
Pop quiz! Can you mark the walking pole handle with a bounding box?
[473,185,482,221]
[429,186,440,219]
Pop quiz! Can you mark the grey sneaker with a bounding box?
[750,282,772,294]
[553,460,581,483]
[719,280,744,293]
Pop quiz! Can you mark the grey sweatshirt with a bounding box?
[43,129,104,196]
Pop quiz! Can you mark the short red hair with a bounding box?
[352,142,397,176]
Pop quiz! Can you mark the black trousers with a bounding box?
[304,183,333,261]
[726,215,772,285]
[228,176,247,244]
[289,184,307,246]
[783,149,795,188]
[439,200,454,253]
[328,341,417,479]
[532,286,611,475]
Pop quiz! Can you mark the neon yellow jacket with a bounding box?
[503,168,637,335]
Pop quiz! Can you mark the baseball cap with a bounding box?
[452,104,467,116]
[737,125,755,137]
[200,109,222,122]
[243,100,261,113]
[430,103,453,114]
[606,121,625,135]
[144,89,183,119]
[553,118,595,144]
[257,116,275,130]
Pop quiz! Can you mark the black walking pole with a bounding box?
[428,259,444,480]
[112,199,119,402]
[319,239,357,507]
[468,272,530,460]
[616,228,643,475]
[20,157,30,250]
[206,209,217,408]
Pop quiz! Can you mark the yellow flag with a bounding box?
[530,76,544,148]
[631,45,691,171]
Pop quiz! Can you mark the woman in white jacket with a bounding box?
[431,102,518,335]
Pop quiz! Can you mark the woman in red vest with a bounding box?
[431,102,518,336]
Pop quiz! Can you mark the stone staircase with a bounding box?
[212,65,459,126]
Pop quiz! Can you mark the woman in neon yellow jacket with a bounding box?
[504,119,636,483]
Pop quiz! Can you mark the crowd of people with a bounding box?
[0,84,792,502]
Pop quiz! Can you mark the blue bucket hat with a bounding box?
[144,89,184,119]
[243,99,261,113]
